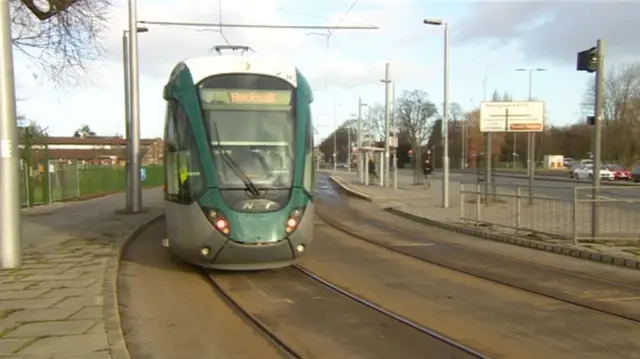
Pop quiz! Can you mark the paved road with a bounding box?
[313,174,640,359]
[334,168,640,211]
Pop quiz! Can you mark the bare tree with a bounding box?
[580,63,640,164]
[364,103,385,143]
[395,90,438,169]
[11,0,111,84]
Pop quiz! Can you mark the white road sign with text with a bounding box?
[480,101,544,132]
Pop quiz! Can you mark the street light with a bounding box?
[122,26,148,212]
[515,67,546,205]
[424,18,450,208]
[127,0,144,213]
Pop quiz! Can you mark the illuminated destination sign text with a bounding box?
[200,89,291,106]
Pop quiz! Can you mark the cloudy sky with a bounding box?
[14,0,640,142]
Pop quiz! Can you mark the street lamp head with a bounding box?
[423,18,443,26]
[515,68,526,71]
[535,68,547,72]
[136,27,150,33]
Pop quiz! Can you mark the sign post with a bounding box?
[480,101,545,203]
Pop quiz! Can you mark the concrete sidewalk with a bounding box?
[0,189,164,359]
[329,171,640,270]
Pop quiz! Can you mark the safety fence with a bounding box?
[459,182,640,243]
[20,160,164,207]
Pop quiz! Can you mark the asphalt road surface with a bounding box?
[335,168,640,211]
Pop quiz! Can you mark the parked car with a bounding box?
[632,165,640,183]
[572,164,615,181]
[568,163,581,178]
[604,164,631,180]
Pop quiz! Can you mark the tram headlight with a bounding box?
[285,207,305,234]
[202,208,231,236]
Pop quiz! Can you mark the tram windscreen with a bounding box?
[198,74,295,189]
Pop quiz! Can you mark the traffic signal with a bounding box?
[577,47,598,73]
[586,115,595,125]
[408,149,413,157]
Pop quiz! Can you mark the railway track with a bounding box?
[206,264,491,359]
[316,207,640,325]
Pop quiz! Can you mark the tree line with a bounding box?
[319,62,640,169]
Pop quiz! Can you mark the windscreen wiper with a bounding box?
[211,122,261,197]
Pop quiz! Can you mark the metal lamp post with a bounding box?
[424,18,450,208]
[122,26,148,212]
[127,0,144,213]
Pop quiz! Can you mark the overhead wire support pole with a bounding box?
[128,0,142,213]
[137,21,379,30]
[381,63,391,188]
[0,0,22,268]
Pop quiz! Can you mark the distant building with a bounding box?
[21,136,164,165]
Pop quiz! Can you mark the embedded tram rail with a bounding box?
[120,216,488,359]
[315,201,640,325]
[207,264,489,359]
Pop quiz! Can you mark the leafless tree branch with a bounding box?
[12,0,111,85]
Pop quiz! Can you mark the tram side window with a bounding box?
[165,100,205,203]
[302,108,314,194]
[164,103,180,199]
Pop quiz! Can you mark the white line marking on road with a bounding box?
[390,242,435,247]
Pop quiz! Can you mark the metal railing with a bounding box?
[460,182,640,244]
[20,161,165,208]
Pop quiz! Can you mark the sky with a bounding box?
[13,0,640,143]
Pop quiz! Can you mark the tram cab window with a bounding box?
[164,100,205,203]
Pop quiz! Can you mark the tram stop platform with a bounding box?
[0,189,164,359]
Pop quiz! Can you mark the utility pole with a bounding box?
[127,0,143,213]
[382,63,392,187]
[423,18,450,207]
[392,82,398,189]
[122,27,148,212]
[347,121,352,173]
[516,68,546,204]
[0,0,21,268]
[333,105,337,172]
[592,40,605,239]
[357,98,362,180]
[442,23,450,207]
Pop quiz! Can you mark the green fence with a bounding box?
[20,161,164,207]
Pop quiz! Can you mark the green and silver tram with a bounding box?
[161,46,315,270]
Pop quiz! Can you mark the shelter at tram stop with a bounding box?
[355,146,385,187]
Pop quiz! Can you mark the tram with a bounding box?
[161,45,315,270]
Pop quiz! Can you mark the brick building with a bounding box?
[22,137,164,165]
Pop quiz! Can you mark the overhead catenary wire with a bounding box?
[138,20,378,30]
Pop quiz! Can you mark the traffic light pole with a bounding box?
[591,39,605,240]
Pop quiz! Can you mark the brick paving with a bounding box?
[329,171,640,262]
[0,189,164,359]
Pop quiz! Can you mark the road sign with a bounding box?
[479,101,544,132]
